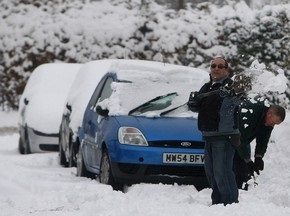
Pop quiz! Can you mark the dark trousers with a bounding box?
[204,139,239,205]
[233,151,251,189]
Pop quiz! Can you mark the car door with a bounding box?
[83,75,114,171]
[82,77,107,169]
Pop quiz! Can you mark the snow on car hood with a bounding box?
[98,61,208,117]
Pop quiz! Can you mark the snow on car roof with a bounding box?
[67,59,168,137]
[65,60,117,138]
[18,63,82,133]
[66,59,209,139]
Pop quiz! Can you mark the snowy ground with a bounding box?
[0,110,290,216]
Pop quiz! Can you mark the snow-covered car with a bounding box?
[76,60,209,190]
[59,60,117,167]
[18,63,82,154]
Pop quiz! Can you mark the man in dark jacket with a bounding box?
[234,99,286,189]
[188,57,240,205]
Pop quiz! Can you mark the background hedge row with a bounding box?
[0,0,289,110]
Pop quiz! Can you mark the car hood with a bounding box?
[114,116,203,142]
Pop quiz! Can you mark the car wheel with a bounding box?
[76,145,93,178]
[99,149,123,190]
[59,138,68,167]
[18,137,25,154]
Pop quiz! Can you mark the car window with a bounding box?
[88,76,114,108]
[88,77,107,107]
[99,77,113,102]
[89,63,209,117]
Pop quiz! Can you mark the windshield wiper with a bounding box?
[160,102,188,116]
[128,92,177,115]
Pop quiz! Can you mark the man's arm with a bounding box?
[254,127,273,158]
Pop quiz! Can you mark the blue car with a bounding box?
[76,60,209,190]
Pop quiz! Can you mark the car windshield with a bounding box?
[128,92,177,115]
[96,62,208,117]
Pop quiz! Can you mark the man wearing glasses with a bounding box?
[188,57,240,205]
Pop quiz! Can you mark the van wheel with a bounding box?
[68,139,76,167]
[59,140,68,167]
[18,137,25,154]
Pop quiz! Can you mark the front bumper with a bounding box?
[27,127,59,153]
[111,162,208,190]
[108,144,208,189]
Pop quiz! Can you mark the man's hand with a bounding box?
[255,157,264,171]
[219,86,235,97]
[247,161,260,176]
[187,92,200,112]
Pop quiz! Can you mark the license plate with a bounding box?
[163,153,204,164]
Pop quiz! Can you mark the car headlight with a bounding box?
[118,127,148,146]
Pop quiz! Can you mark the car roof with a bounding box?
[18,63,82,133]
[64,60,116,136]
[65,59,209,137]
[66,59,173,132]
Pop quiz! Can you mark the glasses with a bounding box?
[211,64,227,69]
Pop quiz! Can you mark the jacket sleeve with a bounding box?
[187,83,208,112]
[254,126,273,157]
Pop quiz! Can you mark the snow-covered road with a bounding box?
[0,112,290,216]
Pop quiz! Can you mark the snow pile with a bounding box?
[247,60,288,95]
[0,112,290,215]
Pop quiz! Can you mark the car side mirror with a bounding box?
[66,103,72,112]
[24,97,29,105]
[95,105,109,117]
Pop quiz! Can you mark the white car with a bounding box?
[18,63,82,154]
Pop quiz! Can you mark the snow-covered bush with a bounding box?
[0,0,289,109]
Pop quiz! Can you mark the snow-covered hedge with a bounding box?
[0,0,289,109]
